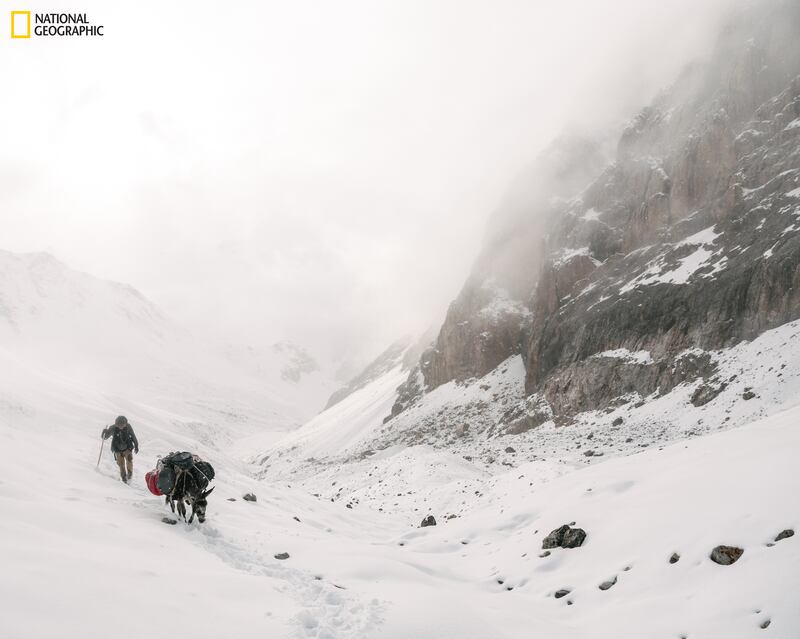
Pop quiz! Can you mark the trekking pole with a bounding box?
[96,435,106,470]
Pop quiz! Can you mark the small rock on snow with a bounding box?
[274,552,290,560]
[598,576,617,591]
[542,524,587,549]
[243,493,257,502]
[420,515,437,527]
[775,528,794,542]
[669,553,680,564]
[710,545,744,565]
[554,589,571,599]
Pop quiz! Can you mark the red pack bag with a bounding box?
[145,470,162,496]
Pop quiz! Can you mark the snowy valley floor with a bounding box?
[1,353,800,637]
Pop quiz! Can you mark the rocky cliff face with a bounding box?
[390,0,800,426]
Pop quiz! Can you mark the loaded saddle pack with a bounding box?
[146,451,215,498]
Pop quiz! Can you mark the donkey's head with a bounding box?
[188,486,215,524]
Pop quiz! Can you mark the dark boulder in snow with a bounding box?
[274,552,290,560]
[742,388,756,400]
[598,576,617,591]
[669,552,680,564]
[420,515,437,527]
[161,517,177,525]
[504,446,516,453]
[562,528,587,548]
[710,545,744,565]
[243,493,257,502]
[542,524,586,549]
[542,525,570,548]
[775,529,794,542]
[554,589,571,599]
[612,417,624,426]
[691,383,726,407]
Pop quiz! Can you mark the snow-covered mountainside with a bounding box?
[249,4,800,635]
[386,0,800,432]
[4,347,797,638]
[0,249,334,432]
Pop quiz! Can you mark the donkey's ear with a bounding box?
[202,486,215,498]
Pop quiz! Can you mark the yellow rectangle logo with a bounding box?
[11,11,31,38]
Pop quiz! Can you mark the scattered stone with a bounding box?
[612,417,624,426]
[226,497,236,501]
[584,450,596,457]
[420,515,437,527]
[775,529,794,542]
[760,619,771,629]
[161,517,177,525]
[710,545,744,565]
[504,446,516,453]
[243,493,257,502]
[691,382,726,407]
[542,525,569,548]
[766,542,775,547]
[598,576,617,591]
[554,589,571,599]
[669,553,680,564]
[562,528,587,548]
[293,516,301,522]
[539,551,551,558]
[742,389,756,400]
[542,524,587,549]
[625,437,633,443]
[274,552,290,560]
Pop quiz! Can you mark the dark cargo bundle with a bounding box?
[151,452,215,497]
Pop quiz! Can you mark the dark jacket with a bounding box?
[102,423,139,453]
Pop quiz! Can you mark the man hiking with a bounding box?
[101,416,139,483]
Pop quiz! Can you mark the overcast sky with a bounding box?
[0,0,740,367]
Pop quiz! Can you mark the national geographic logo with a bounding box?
[10,11,105,38]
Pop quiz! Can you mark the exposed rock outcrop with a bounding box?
[372,1,800,438]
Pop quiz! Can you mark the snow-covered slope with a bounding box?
[2,350,798,638]
[0,249,334,431]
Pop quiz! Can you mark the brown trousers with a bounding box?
[114,450,133,481]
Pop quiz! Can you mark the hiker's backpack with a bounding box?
[111,425,133,452]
